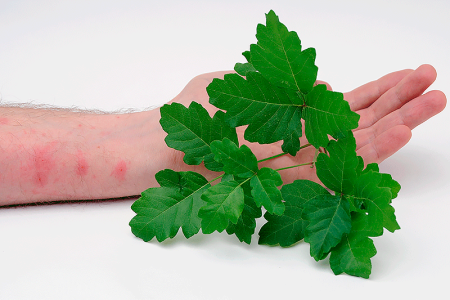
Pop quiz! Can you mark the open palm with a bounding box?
[170,64,446,184]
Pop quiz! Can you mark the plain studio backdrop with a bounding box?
[0,0,449,299]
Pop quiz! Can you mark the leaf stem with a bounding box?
[257,143,313,163]
[209,174,224,184]
[257,152,288,163]
[274,162,314,172]
[299,143,313,151]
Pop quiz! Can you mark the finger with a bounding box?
[357,125,412,164]
[315,80,332,91]
[354,89,447,150]
[356,64,437,129]
[345,69,413,111]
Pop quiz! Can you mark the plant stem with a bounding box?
[274,162,314,172]
[257,152,288,163]
[299,143,313,151]
[209,174,224,184]
[257,143,313,163]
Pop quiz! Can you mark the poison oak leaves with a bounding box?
[159,101,238,172]
[129,10,400,279]
[248,9,318,94]
[303,85,359,148]
[130,170,210,242]
[260,135,400,277]
[207,72,304,155]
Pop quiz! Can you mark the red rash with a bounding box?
[111,160,127,181]
[75,150,89,177]
[31,142,58,187]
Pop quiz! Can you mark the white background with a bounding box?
[1,0,449,299]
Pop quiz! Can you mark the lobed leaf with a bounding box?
[160,101,238,172]
[234,62,257,76]
[248,10,318,93]
[380,173,401,200]
[130,170,209,242]
[259,180,329,247]
[226,176,262,244]
[207,72,303,155]
[360,163,401,200]
[199,180,245,234]
[303,85,360,148]
[250,167,285,215]
[351,170,400,235]
[303,194,352,261]
[210,138,258,178]
[315,133,360,194]
[280,131,301,156]
[329,212,377,278]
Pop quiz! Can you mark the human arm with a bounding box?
[0,65,446,206]
[0,107,171,205]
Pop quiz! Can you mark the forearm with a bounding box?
[0,106,173,206]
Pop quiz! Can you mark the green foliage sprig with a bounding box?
[129,10,401,279]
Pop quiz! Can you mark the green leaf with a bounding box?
[315,133,360,194]
[303,84,360,148]
[160,101,238,172]
[330,212,377,278]
[242,50,251,62]
[130,170,209,242]
[155,169,184,189]
[155,169,209,196]
[207,111,241,171]
[259,180,329,247]
[361,162,379,174]
[380,173,401,200]
[250,168,285,215]
[350,211,384,238]
[362,163,401,200]
[248,10,318,93]
[210,138,258,178]
[304,195,352,261]
[207,72,303,154]
[345,195,365,213]
[199,180,245,234]
[355,156,365,175]
[234,62,257,76]
[281,129,302,156]
[352,170,400,235]
[226,176,262,244]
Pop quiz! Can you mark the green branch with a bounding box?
[257,143,313,163]
[274,162,314,172]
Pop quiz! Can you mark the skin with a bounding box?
[0,64,446,206]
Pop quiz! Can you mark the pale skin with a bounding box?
[0,64,446,206]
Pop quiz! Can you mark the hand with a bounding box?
[169,65,446,184]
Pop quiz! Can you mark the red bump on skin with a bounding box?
[0,118,9,125]
[75,150,89,177]
[32,142,58,187]
[111,160,127,182]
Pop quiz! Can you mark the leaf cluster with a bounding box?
[129,10,401,279]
